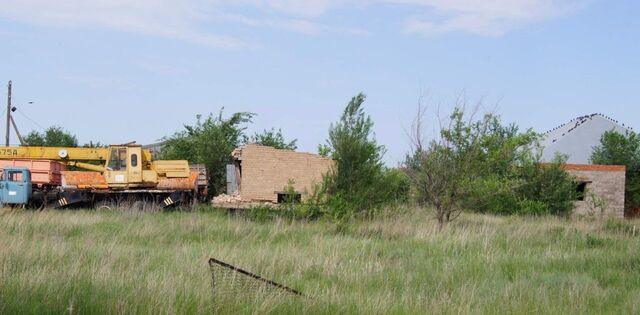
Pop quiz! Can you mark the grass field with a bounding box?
[0,208,639,314]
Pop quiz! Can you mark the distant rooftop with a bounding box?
[540,113,634,164]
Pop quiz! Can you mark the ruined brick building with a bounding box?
[226,144,333,203]
[564,164,626,218]
[540,114,631,218]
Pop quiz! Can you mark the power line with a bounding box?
[15,108,46,131]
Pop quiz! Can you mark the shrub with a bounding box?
[517,155,578,217]
[380,168,411,204]
[516,199,548,216]
[462,175,519,215]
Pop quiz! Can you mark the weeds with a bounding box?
[0,208,638,314]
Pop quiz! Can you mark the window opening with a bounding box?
[108,148,128,171]
[8,171,23,182]
[131,154,138,168]
[277,193,301,204]
[576,182,588,201]
[119,149,127,169]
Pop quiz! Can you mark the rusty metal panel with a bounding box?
[156,171,199,190]
[0,159,65,186]
[62,171,109,189]
[154,160,191,178]
[190,164,208,186]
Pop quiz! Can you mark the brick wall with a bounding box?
[235,145,334,203]
[564,164,626,219]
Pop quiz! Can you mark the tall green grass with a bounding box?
[0,208,639,314]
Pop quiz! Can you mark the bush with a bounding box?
[517,155,578,217]
[380,168,411,204]
[462,159,577,217]
[516,199,548,216]
[463,175,519,215]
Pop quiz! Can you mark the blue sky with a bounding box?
[1,0,638,165]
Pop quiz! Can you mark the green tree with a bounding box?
[24,126,78,147]
[317,144,331,157]
[321,93,405,218]
[591,130,640,214]
[405,105,577,227]
[160,109,254,197]
[404,107,491,228]
[456,115,577,216]
[246,128,297,150]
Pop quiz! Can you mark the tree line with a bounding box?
[21,94,638,224]
[158,93,587,225]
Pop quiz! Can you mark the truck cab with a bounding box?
[0,167,32,205]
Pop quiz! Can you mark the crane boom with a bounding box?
[0,146,154,162]
[0,146,107,160]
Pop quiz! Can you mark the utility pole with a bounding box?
[6,80,11,146]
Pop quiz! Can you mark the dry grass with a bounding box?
[0,207,639,314]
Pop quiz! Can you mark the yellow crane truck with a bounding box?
[0,144,207,209]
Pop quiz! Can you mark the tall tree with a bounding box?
[24,126,78,147]
[321,93,403,217]
[160,109,254,197]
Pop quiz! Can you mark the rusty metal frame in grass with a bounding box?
[209,258,305,298]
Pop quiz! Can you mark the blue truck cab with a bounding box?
[0,167,32,205]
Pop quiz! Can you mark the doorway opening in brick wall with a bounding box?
[576,182,588,201]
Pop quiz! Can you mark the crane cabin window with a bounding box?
[131,154,138,167]
[108,148,128,171]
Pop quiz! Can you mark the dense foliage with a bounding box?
[246,128,297,150]
[160,110,254,197]
[320,93,409,218]
[405,107,578,226]
[23,126,78,147]
[591,130,640,215]
[465,154,578,216]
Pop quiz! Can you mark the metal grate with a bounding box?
[209,258,305,302]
